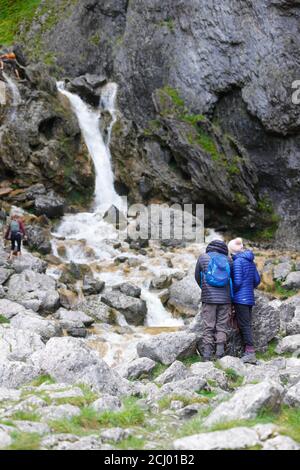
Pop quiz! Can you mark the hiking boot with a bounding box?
[202,345,213,362]
[215,343,225,359]
[241,353,258,365]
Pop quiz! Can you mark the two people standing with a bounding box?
[195,238,261,364]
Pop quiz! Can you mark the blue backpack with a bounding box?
[200,253,233,298]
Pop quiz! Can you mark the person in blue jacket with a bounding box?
[228,238,261,364]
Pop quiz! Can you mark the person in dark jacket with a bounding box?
[228,238,261,364]
[194,239,232,361]
[5,214,26,260]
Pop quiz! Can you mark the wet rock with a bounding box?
[101,291,147,326]
[66,327,87,338]
[174,427,260,450]
[7,270,59,312]
[58,288,79,310]
[283,272,300,290]
[276,335,300,354]
[168,274,201,316]
[78,296,116,324]
[263,435,300,451]
[283,382,300,407]
[150,275,172,290]
[0,325,44,361]
[103,205,127,230]
[119,358,156,380]
[82,276,105,296]
[34,191,65,219]
[29,337,131,396]
[273,262,292,281]
[91,395,122,413]
[204,381,283,427]
[113,283,141,299]
[155,361,189,385]
[137,332,197,365]
[10,311,62,341]
[54,307,94,327]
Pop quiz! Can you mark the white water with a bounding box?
[57,82,122,211]
[3,73,22,107]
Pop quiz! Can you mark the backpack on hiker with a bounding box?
[200,252,233,298]
[10,220,20,233]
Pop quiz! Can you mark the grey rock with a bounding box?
[66,327,87,338]
[10,312,62,341]
[150,274,172,290]
[190,362,228,389]
[101,291,147,326]
[54,435,105,451]
[253,424,278,442]
[276,335,300,355]
[113,283,141,298]
[0,387,21,402]
[0,325,44,361]
[0,267,13,285]
[34,191,65,219]
[11,253,47,274]
[48,387,84,401]
[177,403,203,419]
[14,421,50,436]
[204,381,284,427]
[91,395,122,413]
[29,337,131,396]
[39,404,81,422]
[0,360,39,388]
[78,296,115,324]
[283,272,300,290]
[82,277,105,296]
[283,381,300,407]
[273,262,292,281]
[263,435,300,451]
[137,332,197,365]
[217,356,248,376]
[0,299,27,320]
[119,357,156,379]
[174,427,260,450]
[7,270,59,312]
[155,361,189,385]
[0,429,12,449]
[168,275,201,316]
[159,376,207,396]
[100,427,131,443]
[54,307,94,327]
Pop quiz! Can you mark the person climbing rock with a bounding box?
[0,51,20,80]
[5,214,26,261]
[194,239,233,361]
[228,238,261,365]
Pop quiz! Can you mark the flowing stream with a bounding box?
[53,81,209,366]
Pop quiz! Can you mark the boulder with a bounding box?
[14,421,50,436]
[0,429,12,449]
[263,436,299,451]
[118,358,156,380]
[283,381,300,407]
[273,262,292,281]
[78,296,116,324]
[283,272,300,290]
[0,299,27,320]
[159,376,207,396]
[11,253,47,274]
[29,337,131,396]
[101,291,147,326]
[34,191,65,219]
[0,268,13,285]
[276,335,300,354]
[113,283,141,299]
[91,395,122,413]
[7,270,59,312]
[0,387,21,402]
[0,325,44,361]
[82,277,105,296]
[150,274,172,290]
[137,332,197,365]
[0,361,39,388]
[10,312,62,341]
[58,289,79,310]
[54,307,94,327]
[190,362,228,389]
[168,274,201,316]
[100,427,131,444]
[39,405,81,422]
[174,427,260,450]
[204,381,283,428]
[155,361,189,385]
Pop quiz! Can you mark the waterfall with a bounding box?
[57,81,122,211]
[3,73,22,107]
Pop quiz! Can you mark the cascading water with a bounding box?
[2,73,22,123]
[52,80,201,366]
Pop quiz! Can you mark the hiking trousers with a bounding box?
[11,232,22,252]
[201,303,230,346]
[234,304,254,348]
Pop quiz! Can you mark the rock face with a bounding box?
[137,332,197,365]
[20,0,300,247]
[0,63,95,208]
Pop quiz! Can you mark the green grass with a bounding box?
[274,280,298,299]
[0,0,42,45]
[180,113,205,125]
[116,435,146,450]
[8,432,41,450]
[50,398,145,435]
[224,368,244,389]
[256,340,278,361]
[151,363,168,380]
[181,355,201,367]
[0,314,9,324]
[10,411,40,422]
[29,375,56,387]
[162,86,185,108]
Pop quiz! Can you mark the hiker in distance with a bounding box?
[228,238,261,364]
[194,239,233,362]
[5,214,26,261]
